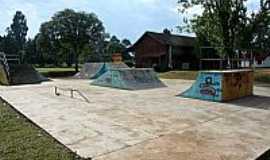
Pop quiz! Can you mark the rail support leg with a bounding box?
[71,90,74,98]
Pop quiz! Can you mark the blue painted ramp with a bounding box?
[90,63,108,79]
[91,68,167,90]
[181,72,222,102]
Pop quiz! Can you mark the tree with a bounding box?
[24,37,40,65]
[7,11,28,62]
[36,21,62,66]
[106,36,123,53]
[177,0,249,59]
[37,9,106,72]
[248,0,270,53]
[121,39,131,47]
[103,35,132,62]
[121,39,133,63]
[0,35,18,55]
[178,0,270,59]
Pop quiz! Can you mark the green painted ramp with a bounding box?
[91,68,166,90]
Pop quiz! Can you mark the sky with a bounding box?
[0,0,260,42]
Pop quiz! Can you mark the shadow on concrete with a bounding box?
[227,95,270,110]
[256,149,270,160]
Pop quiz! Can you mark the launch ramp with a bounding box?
[74,62,128,79]
[92,68,166,90]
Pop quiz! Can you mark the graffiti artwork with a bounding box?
[200,77,216,96]
[197,73,222,100]
[199,76,220,96]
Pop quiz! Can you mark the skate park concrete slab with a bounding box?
[0,79,270,159]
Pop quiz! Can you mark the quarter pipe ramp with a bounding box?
[181,70,254,102]
[0,64,49,85]
[91,68,166,90]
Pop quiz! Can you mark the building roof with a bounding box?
[131,31,196,49]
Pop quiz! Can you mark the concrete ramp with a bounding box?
[74,62,128,79]
[181,70,254,102]
[91,68,166,90]
[0,63,9,85]
[0,64,49,85]
[74,63,104,79]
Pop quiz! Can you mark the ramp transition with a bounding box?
[181,69,254,102]
[74,62,128,79]
[0,63,9,85]
[91,68,166,90]
[0,64,48,85]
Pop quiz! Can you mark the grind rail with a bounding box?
[54,86,90,103]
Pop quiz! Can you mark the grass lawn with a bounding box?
[35,67,270,84]
[0,99,88,160]
[37,67,76,73]
[37,68,77,78]
[159,69,270,84]
[254,69,270,84]
[159,71,198,80]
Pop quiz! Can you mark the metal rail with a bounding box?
[54,86,90,103]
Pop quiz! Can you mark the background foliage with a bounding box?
[0,9,132,71]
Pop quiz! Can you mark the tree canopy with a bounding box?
[0,9,131,69]
[177,0,270,58]
[249,0,270,53]
[4,11,28,62]
[37,9,106,71]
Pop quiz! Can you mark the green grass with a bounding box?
[255,69,270,84]
[37,67,76,73]
[0,99,88,160]
[159,69,270,84]
[159,71,198,80]
[36,68,77,78]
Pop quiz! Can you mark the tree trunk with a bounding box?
[75,52,79,72]
[74,47,79,72]
[75,62,79,72]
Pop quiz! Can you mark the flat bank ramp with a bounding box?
[8,64,49,85]
[74,63,128,79]
[91,68,166,90]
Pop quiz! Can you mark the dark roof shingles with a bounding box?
[146,31,195,47]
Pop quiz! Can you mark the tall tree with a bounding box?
[37,9,106,71]
[103,35,131,62]
[106,36,123,53]
[7,11,28,62]
[0,35,18,55]
[249,0,270,53]
[121,39,131,47]
[37,21,62,66]
[178,0,248,58]
[24,38,39,65]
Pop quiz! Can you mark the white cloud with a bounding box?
[0,0,260,42]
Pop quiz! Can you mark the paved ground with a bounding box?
[0,79,270,160]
